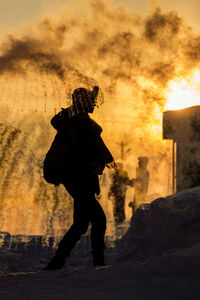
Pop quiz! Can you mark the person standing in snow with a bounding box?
[109,160,133,225]
[44,86,114,270]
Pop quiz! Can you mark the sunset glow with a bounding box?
[164,70,200,111]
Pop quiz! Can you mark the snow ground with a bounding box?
[1,188,200,299]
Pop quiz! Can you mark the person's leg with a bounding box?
[118,196,126,223]
[114,196,125,225]
[113,196,118,224]
[43,176,103,270]
[90,198,107,266]
[56,199,89,257]
[44,196,90,270]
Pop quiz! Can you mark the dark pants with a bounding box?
[113,196,125,225]
[56,177,106,259]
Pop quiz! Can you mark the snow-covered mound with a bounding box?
[2,188,200,300]
[2,187,200,273]
[117,186,200,262]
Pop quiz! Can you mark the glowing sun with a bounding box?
[164,70,200,111]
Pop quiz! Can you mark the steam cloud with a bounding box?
[0,1,199,109]
[0,0,200,235]
[0,1,199,125]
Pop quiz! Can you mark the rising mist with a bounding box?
[0,0,199,236]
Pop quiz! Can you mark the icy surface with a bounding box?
[1,188,200,299]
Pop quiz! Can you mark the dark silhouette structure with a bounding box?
[109,161,133,225]
[163,106,200,192]
[43,86,114,270]
[129,156,149,212]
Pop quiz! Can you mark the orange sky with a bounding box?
[0,0,200,33]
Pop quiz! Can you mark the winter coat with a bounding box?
[49,109,114,192]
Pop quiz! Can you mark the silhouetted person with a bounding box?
[129,156,149,213]
[109,161,133,225]
[44,86,114,270]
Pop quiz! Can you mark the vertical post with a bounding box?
[172,140,176,193]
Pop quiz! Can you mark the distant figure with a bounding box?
[43,86,114,270]
[129,156,149,212]
[109,161,133,225]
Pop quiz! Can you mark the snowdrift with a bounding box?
[1,187,200,274]
[1,187,200,300]
[117,186,200,262]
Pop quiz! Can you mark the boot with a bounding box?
[92,253,105,267]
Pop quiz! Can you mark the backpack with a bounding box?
[43,132,72,185]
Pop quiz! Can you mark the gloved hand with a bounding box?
[90,163,104,175]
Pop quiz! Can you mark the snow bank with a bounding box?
[1,188,200,300]
[117,186,200,262]
[2,186,200,273]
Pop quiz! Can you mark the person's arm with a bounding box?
[121,170,135,186]
[127,178,135,187]
[89,162,104,175]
